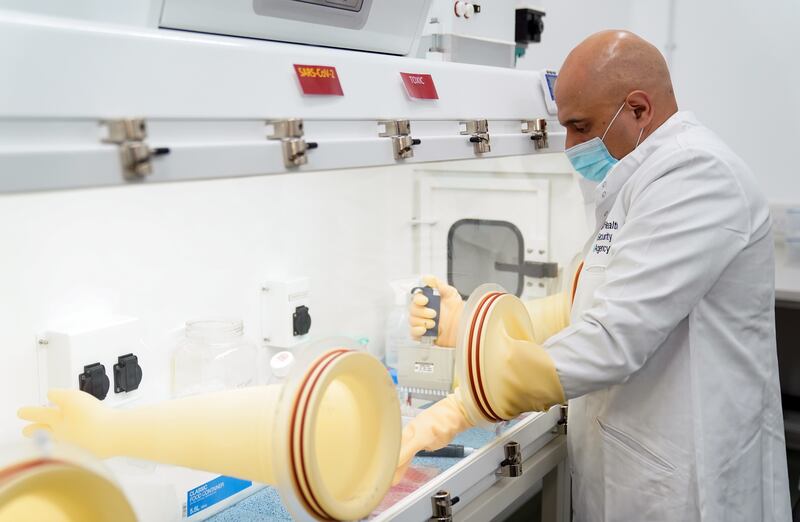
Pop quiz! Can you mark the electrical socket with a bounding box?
[260,277,311,349]
[38,316,146,407]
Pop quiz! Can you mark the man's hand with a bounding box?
[409,275,464,348]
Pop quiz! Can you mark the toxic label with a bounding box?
[400,72,439,99]
[293,64,344,96]
[186,475,252,517]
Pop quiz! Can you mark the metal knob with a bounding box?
[429,490,459,521]
[522,118,549,150]
[496,441,523,477]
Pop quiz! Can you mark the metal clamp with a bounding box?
[102,118,170,179]
[558,404,568,435]
[379,119,421,160]
[267,118,318,167]
[495,441,523,477]
[104,119,147,143]
[522,118,549,150]
[430,490,459,521]
[268,118,305,139]
[460,119,491,154]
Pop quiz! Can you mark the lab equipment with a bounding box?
[453,285,564,426]
[420,0,521,67]
[160,1,431,55]
[447,218,559,298]
[397,344,455,400]
[0,438,135,522]
[416,444,475,458]
[38,316,146,407]
[409,276,465,347]
[411,285,441,344]
[398,283,456,400]
[385,278,418,371]
[0,11,562,193]
[538,69,558,115]
[172,320,258,397]
[19,339,401,521]
[0,0,571,518]
[515,8,546,60]
[268,350,295,384]
[395,283,566,479]
[260,278,311,349]
[402,265,576,401]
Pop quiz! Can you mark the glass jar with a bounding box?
[172,319,258,397]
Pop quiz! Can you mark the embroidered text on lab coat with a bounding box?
[593,221,619,255]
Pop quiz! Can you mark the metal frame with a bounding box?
[458,436,570,522]
[373,407,568,521]
[0,10,565,193]
[0,126,563,193]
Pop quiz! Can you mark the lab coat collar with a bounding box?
[593,111,696,226]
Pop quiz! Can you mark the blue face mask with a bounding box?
[565,103,642,182]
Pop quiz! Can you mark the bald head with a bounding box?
[555,30,678,156]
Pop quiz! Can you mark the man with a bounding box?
[400,30,791,521]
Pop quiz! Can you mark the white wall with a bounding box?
[516,0,637,72]
[665,0,800,205]
[520,0,800,206]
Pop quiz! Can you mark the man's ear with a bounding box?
[626,90,654,126]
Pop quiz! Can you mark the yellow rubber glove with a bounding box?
[19,387,279,483]
[409,275,465,348]
[476,294,565,421]
[524,291,571,345]
[482,336,565,419]
[392,394,473,484]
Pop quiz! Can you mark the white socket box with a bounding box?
[260,277,311,349]
[38,316,145,407]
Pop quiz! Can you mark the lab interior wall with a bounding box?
[521,0,800,207]
[636,0,800,207]
[516,0,640,72]
[0,157,584,443]
[674,0,800,206]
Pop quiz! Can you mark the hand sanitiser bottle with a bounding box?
[384,279,418,378]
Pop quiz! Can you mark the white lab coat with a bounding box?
[545,111,791,521]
